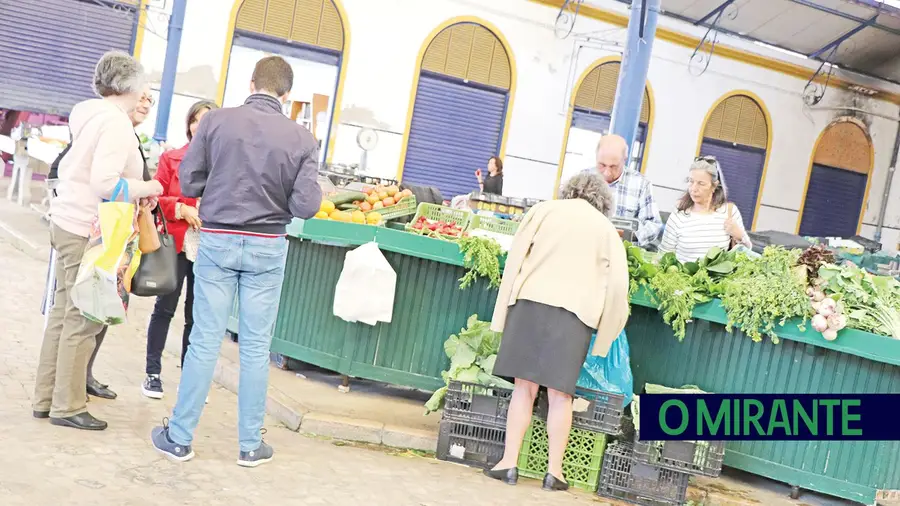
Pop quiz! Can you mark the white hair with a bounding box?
[92,51,146,98]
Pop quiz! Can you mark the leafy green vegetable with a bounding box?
[720,247,811,343]
[649,268,706,341]
[424,315,513,414]
[818,263,900,339]
[458,236,503,290]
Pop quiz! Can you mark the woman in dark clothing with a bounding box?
[475,155,503,195]
[141,100,218,400]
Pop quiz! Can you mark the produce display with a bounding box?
[626,241,900,342]
[408,215,467,239]
[314,199,382,225]
[424,315,513,414]
[314,184,415,225]
[458,236,503,290]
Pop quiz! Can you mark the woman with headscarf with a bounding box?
[483,171,630,491]
[141,100,219,400]
[658,155,751,263]
[32,51,163,431]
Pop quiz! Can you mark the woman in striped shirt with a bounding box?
[658,156,751,263]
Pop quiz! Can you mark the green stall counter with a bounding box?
[226,219,899,504]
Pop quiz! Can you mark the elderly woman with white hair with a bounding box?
[484,171,630,491]
[658,155,752,263]
[32,51,163,431]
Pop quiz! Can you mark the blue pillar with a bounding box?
[610,0,660,156]
[153,0,188,142]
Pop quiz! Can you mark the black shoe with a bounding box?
[142,375,164,399]
[49,412,108,431]
[483,467,518,485]
[542,473,569,491]
[33,410,49,419]
[87,379,117,400]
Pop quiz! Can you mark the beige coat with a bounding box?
[490,199,630,357]
[50,98,159,238]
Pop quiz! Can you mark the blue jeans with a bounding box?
[168,231,288,452]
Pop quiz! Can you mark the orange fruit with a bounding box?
[366,194,379,205]
[378,191,389,200]
[382,197,395,207]
[386,185,399,197]
[351,210,366,224]
[373,201,384,210]
[315,211,329,219]
[320,200,336,214]
[360,201,373,212]
[366,212,382,225]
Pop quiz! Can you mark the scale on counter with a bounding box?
[611,216,639,242]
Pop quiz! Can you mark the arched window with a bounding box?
[798,119,873,238]
[218,0,348,163]
[397,18,515,200]
[697,92,771,230]
[557,58,653,189]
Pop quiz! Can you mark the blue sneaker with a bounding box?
[237,440,274,468]
[150,419,195,462]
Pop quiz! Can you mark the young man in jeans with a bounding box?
[150,56,321,467]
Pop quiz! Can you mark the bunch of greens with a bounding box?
[818,263,900,339]
[720,246,812,343]
[625,241,658,296]
[458,236,503,289]
[424,315,513,414]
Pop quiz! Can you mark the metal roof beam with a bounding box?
[808,13,879,58]
[785,0,900,37]
[695,0,736,25]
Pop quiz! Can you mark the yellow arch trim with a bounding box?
[132,0,149,59]
[794,118,875,235]
[551,55,655,198]
[215,0,351,165]
[527,0,900,106]
[395,16,518,182]
[694,90,773,231]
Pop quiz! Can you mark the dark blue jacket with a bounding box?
[179,94,322,235]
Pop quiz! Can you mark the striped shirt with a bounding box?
[658,204,750,263]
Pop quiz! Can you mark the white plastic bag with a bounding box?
[333,242,396,325]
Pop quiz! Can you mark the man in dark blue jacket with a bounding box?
[151,56,321,467]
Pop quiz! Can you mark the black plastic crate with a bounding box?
[436,419,505,470]
[633,429,725,478]
[535,386,624,435]
[443,381,513,428]
[597,442,689,506]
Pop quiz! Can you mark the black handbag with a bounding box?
[131,209,179,297]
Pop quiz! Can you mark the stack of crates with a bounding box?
[435,381,513,469]
[597,427,725,504]
[517,387,625,492]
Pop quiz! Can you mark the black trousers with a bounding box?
[145,252,194,375]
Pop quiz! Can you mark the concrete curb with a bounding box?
[0,216,48,262]
[211,351,439,453]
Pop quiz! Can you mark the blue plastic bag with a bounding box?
[577,329,633,407]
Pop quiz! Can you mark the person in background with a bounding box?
[658,155,751,263]
[474,155,504,195]
[484,171,629,491]
[83,83,157,402]
[33,51,163,431]
[141,100,218,400]
[150,56,321,467]
[592,134,662,248]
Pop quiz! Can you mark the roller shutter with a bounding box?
[798,164,867,238]
[0,0,139,115]
[698,139,765,229]
[401,73,506,199]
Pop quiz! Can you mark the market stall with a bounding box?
[224,197,899,503]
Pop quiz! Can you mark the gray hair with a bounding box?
[559,171,614,216]
[677,155,728,212]
[92,51,147,98]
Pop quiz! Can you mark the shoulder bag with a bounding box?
[131,210,178,297]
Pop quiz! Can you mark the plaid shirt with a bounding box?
[584,168,662,247]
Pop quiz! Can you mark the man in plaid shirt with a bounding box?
[591,135,662,247]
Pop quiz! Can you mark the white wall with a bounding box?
[137,0,900,252]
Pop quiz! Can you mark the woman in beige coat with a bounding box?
[484,171,629,491]
[32,51,163,431]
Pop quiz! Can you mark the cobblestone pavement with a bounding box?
[0,237,613,505]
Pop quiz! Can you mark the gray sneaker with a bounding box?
[150,419,194,462]
[237,440,274,468]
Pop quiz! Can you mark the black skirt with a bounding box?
[492,299,593,396]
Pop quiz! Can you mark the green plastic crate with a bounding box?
[408,203,473,230]
[516,417,608,492]
[366,195,417,221]
[468,214,519,235]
